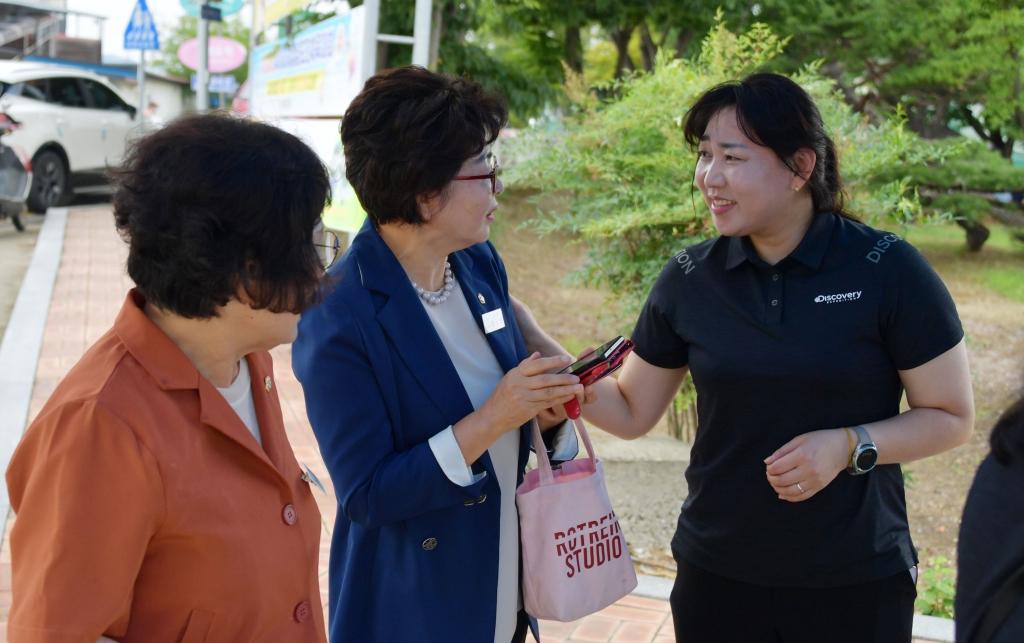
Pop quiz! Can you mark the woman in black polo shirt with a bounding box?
[513,73,974,642]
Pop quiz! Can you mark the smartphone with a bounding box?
[560,336,627,377]
[560,336,635,419]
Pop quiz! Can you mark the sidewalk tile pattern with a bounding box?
[0,208,677,642]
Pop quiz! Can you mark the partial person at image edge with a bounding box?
[956,395,1024,643]
[5,115,331,642]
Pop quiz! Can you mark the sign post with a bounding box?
[123,0,159,125]
[197,10,209,112]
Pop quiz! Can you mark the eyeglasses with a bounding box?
[451,154,500,195]
[315,230,341,270]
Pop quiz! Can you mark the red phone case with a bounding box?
[562,339,635,419]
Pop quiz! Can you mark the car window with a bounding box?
[48,77,86,108]
[5,80,48,102]
[81,79,127,112]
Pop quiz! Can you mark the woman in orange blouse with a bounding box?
[6,114,336,643]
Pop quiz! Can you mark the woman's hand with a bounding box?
[537,347,600,431]
[764,429,850,502]
[481,353,583,431]
[453,353,583,465]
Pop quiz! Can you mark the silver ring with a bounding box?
[796,483,805,493]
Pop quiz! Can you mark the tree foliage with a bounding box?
[506,17,945,318]
[761,0,1024,155]
[340,0,556,122]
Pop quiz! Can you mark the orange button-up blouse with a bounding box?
[6,290,327,643]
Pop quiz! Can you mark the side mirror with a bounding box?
[127,105,137,120]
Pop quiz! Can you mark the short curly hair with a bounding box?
[341,66,508,227]
[111,114,331,319]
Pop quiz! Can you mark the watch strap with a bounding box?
[852,424,874,446]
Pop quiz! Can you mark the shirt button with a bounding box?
[422,537,438,550]
[476,494,487,504]
[294,601,311,622]
[772,274,779,281]
[282,504,298,525]
[771,300,778,306]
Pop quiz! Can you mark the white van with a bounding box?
[0,61,137,212]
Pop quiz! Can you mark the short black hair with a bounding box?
[340,66,508,227]
[683,72,855,220]
[112,113,331,319]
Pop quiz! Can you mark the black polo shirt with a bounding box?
[632,212,963,588]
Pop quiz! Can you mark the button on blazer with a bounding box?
[6,290,327,643]
[293,220,543,643]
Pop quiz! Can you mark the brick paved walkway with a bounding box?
[0,207,676,643]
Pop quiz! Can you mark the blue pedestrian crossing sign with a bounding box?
[124,0,159,51]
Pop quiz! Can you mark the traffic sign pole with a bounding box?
[124,0,159,120]
[197,11,209,113]
[138,50,146,125]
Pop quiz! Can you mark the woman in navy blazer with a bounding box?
[293,67,583,643]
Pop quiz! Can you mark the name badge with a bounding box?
[482,308,505,334]
[301,463,327,495]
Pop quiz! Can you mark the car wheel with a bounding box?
[26,150,69,213]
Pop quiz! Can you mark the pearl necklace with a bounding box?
[412,261,454,306]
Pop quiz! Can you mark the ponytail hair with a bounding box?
[683,72,855,221]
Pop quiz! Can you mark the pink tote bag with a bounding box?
[516,416,638,622]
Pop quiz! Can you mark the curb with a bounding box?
[630,573,955,642]
[0,207,68,519]
[912,614,956,643]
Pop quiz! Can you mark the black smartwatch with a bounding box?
[846,425,878,475]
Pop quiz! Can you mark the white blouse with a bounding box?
[421,279,575,643]
[215,358,262,447]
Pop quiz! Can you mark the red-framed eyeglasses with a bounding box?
[451,154,499,194]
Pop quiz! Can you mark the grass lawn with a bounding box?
[981,267,1024,302]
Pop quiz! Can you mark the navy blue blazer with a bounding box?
[293,220,555,642]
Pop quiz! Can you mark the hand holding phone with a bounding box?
[559,336,634,419]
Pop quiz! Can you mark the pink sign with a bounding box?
[177,36,248,73]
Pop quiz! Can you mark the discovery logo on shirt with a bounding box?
[814,291,862,304]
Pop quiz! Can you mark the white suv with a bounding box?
[0,62,137,212]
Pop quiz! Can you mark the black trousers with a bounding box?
[670,556,917,643]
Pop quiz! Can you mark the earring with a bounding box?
[794,186,801,192]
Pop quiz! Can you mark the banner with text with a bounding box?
[250,8,363,119]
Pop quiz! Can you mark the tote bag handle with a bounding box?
[530,415,598,487]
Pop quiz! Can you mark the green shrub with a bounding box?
[873,140,1024,227]
[929,193,996,223]
[916,556,956,619]
[874,140,1024,194]
[507,14,946,319]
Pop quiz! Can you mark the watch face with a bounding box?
[856,447,878,472]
